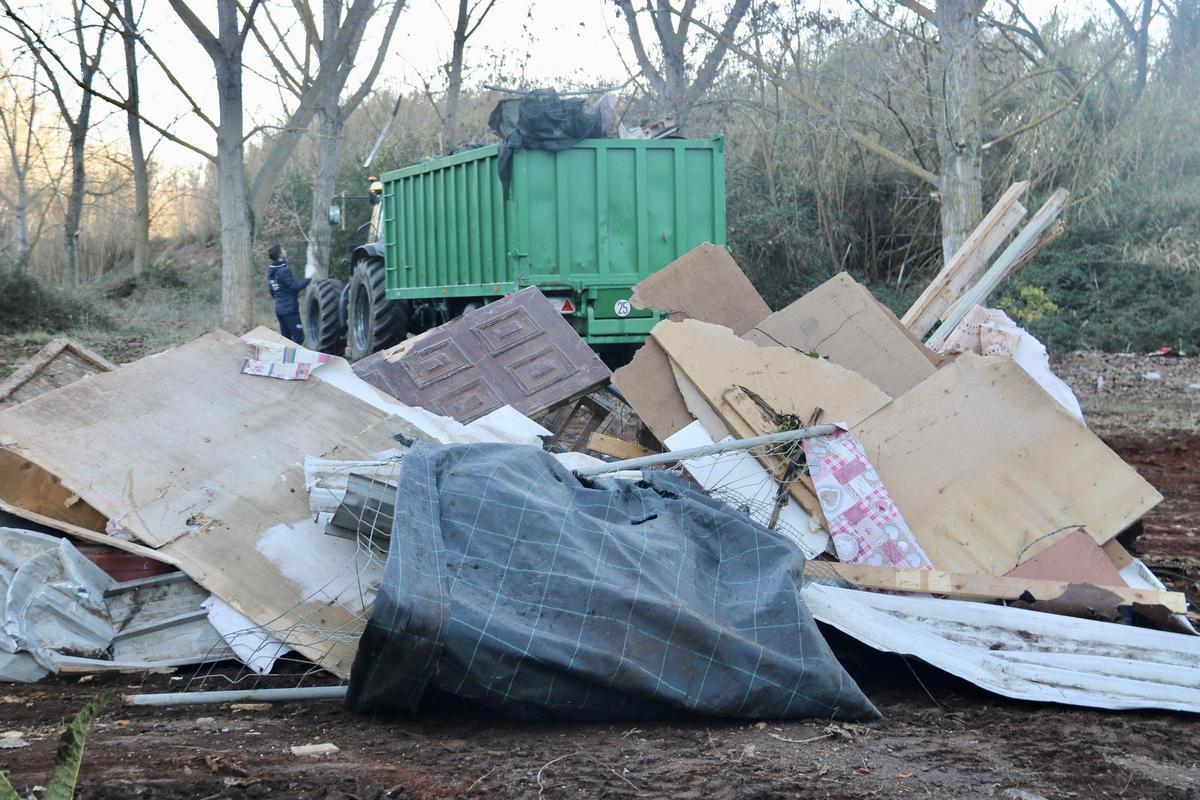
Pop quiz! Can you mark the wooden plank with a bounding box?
[0,495,180,565]
[929,188,1070,346]
[721,388,821,517]
[629,243,770,335]
[902,182,1029,338]
[0,338,118,408]
[652,319,891,430]
[586,433,656,461]
[851,352,1162,575]
[0,447,108,531]
[746,272,937,397]
[820,561,1186,614]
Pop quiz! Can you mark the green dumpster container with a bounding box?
[378,136,726,344]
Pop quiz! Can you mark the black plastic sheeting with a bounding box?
[346,443,878,721]
[487,89,603,196]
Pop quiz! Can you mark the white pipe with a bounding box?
[125,685,347,706]
[573,424,839,477]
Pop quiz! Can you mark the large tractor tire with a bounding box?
[347,256,406,361]
[303,278,347,355]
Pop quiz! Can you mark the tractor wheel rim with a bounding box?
[352,281,370,352]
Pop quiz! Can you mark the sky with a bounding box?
[4,0,1118,168]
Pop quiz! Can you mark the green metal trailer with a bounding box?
[304,137,726,360]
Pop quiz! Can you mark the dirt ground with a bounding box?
[2,353,1200,799]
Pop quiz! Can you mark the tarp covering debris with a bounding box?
[347,442,878,721]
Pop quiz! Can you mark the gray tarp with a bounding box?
[346,443,877,721]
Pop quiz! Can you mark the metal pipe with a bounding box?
[124,685,348,707]
[573,424,839,477]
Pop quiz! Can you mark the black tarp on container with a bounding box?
[487,89,603,196]
[346,442,878,721]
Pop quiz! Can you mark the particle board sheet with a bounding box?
[745,272,937,397]
[0,338,116,408]
[804,582,1200,713]
[629,243,771,335]
[611,339,693,442]
[652,319,892,430]
[353,286,610,423]
[850,353,1162,575]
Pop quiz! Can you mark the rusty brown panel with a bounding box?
[353,287,611,423]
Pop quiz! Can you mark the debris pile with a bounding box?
[0,187,1197,717]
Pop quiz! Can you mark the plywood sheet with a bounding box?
[652,319,892,429]
[851,353,1162,575]
[0,331,395,548]
[0,330,417,677]
[745,272,937,397]
[629,243,770,335]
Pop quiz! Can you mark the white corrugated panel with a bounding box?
[804,582,1200,712]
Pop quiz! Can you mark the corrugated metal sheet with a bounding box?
[803,582,1200,712]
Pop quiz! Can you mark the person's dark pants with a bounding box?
[277,312,304,344]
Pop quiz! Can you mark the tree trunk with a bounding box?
[440,0,467,153]
[122,0,149,275]
[934,0,983,263]
[64,125,86,286]
[214,12,254,333]
[305,108,342,280]
[13,176,29,268]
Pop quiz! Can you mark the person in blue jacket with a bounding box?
[266,244,310,343]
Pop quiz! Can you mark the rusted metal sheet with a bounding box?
[353,287,611,423]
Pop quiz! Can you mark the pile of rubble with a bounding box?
[1,183,1197,717]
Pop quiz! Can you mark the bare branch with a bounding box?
[341,0,407,123]
[671,5,939,185]
[983,46,1121,150]
[896,0,936,23]
[614,0,666,96]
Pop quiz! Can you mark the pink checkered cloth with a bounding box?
[803,427,932,569]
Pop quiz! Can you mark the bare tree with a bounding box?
[1105,0,1155,103]
[0,59,53,268]
[15,0,390,328]
[615,0,752,126]
[674,0,1095,264]
[931,0,984,262]
[308,0,405,279]
[2,0,114,286]
[118,0,149,275]
[249,0,405,280]
[441,0,497,152]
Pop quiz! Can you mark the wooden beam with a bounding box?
[902,181,1029,338]
[722,387,822,517]
[929,188,1070,346]
[818,561,1187,614]
[586,433,656,461]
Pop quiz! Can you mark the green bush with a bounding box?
[1001,240,1200,353]
[0,270,111,334]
